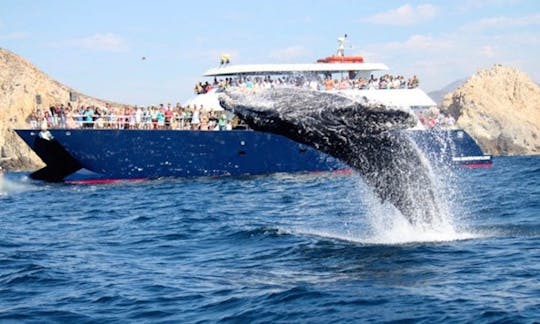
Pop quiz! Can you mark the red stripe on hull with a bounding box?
[462,162,493,168]
[65,178,148,185]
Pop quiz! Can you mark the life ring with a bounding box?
[316,56,364,63]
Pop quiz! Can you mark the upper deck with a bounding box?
[204,62,389,77]
[205,34,389,77]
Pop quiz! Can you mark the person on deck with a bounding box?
[191,106,201,130]
[218,112,228,131]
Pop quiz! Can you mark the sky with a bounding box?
[1,0,539,105]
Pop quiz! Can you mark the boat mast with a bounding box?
[336,34,348,79]
[337,34,347,57]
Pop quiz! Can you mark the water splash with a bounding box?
[290,193,484,245]
[290,225,482,245]
[286,130,484,245]
[0,174,35,196]
[359,204,480,245]
[356,130,479,244]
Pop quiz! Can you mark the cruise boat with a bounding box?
[15,41,492,183]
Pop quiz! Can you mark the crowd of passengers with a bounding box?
[193,74,456,129]
[27,102,233,131]
[26,73,451,130]
[26,101,454,130]
[418,111,455,129]
[194,73,420,94]
[28,100,454,131]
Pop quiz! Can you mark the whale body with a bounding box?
[219,88,441,226]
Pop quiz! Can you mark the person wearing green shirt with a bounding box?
[218,112,227,131]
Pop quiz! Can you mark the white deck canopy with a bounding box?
[204,63,389,77]
[184,89,223,111]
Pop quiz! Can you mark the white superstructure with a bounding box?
[190,37,435,113]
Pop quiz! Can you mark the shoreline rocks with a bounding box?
[0,48,122,171]
[440,64,540,155]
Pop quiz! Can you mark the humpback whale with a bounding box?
[219,88,441,226]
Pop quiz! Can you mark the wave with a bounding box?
[289,224,482,246]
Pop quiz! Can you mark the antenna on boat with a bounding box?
[337,34,347,57]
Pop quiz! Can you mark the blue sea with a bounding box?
[1,156,539,323]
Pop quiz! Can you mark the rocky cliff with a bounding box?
[441,65,540,155]
[0,48,118,170]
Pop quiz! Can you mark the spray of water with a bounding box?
[295,121,482,244]
[331,131,482,244]
[0,173,35,196]
[359,147,477,244]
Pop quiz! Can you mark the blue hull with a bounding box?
[15,128,491,182]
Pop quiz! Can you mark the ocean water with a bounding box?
[0,156,539,323]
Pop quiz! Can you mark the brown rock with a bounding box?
[0,48,122,171]
[441,65,540,155]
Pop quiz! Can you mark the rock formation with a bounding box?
[441,65,540,155]
[0,48,120,170]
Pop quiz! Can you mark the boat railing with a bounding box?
[26,114,236,131]
[197,72,421,95]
